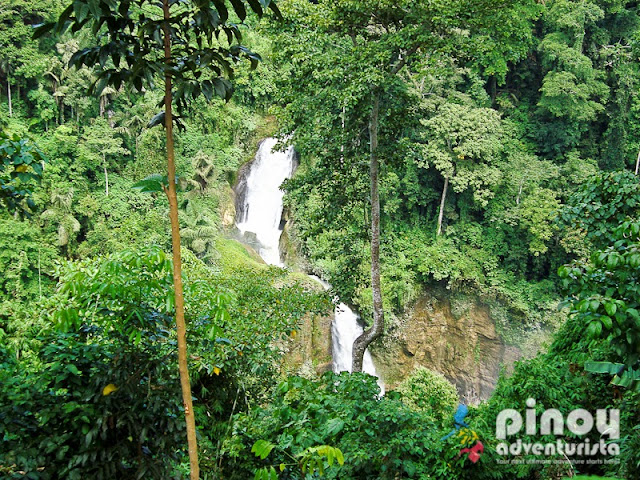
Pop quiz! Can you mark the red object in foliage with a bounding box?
[460,441,484,463]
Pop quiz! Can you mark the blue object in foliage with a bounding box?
[441,404,469,440]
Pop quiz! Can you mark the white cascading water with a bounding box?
[236,138,295,266]
[236,138,384,393]
[309,276,384,394]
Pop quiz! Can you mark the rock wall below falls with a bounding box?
[281,311,334,377]
[372,290,528,402]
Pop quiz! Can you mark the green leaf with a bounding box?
[587,321,602,338]
[132,174,168,194]
[325,418,344,436]
[251,440,275,460]
[229,0,247,21]
[584,361,624,375]
[147,112,166,128]
[604,303,617,316]
[32,22,56,39]
[66,364,81,376]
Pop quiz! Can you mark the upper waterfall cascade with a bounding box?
[236,138,296,266]
[235,137,384,392]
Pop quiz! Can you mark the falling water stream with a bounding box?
[235,138,384,392]
[236,138,295,266]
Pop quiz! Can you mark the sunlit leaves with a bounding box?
[0,131,47,216]
[251,439,275,460]
[299,445,345,475]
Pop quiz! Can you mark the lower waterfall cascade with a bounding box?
[235,137,384,393]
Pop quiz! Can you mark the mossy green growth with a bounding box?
[395,366,458,423]
[214,237,267,272]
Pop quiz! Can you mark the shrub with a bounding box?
[396,367,459,421]
[221,372,482,480]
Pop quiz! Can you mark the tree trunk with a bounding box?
[352,93,384,374]
[162,0,199,478]
[437,175,449,236]
[7,80,12,117]
[516,179,524,205]
[489,75,497,104]
[635,148,640,176]
[103,154,109,196]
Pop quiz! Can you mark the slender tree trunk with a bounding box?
[38,248,42,301]
[7,80,12,117]
[353,93,384,374]
[340,101,346,165]
[489,75,497,104]
[437,175,449,236]
[162,1,199,478]
[635,148,640,176]
[103,154,109,196]
[516,179,524,205]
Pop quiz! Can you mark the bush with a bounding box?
[221,372,479,480]
[396,367,459,421]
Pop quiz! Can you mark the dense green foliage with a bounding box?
[395,367,459,419]
[1,0,640,478]
[221,373,466,479]
[559,219,640,389]
[270,0,640,337]
[0,246,327,478]
[0,131,46,215]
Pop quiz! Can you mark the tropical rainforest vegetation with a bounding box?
[0,0,639,479]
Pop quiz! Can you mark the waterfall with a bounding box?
[235,137,384,393]
[236,138,295,266]
[309,276,385,394]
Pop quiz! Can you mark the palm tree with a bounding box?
[99,86,117,118]
[180,204,219,264]
[188,151,217,195]
[112,109,147,157]
[180,152,217,212]
[41,189,80,257]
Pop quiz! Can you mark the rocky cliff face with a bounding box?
[373,291,527,402]
[280,286,534,401]
[282,311,334,377]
